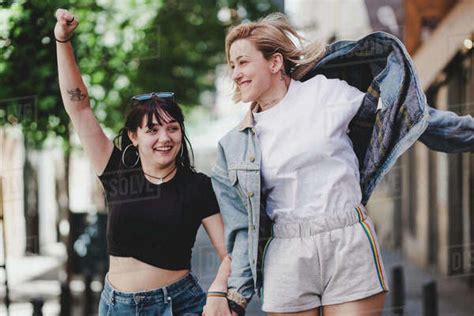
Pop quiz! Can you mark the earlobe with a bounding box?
[127,130,137,146]
[271,63,280,74]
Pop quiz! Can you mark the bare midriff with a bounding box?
[107,255,190,292]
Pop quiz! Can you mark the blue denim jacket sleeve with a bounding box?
[419,105,474,153]
[211,142,255,309]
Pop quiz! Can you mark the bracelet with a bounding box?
[207,294,227,298]
[227,289,248,308]
[55,35,73,43]
[207,291,227,298]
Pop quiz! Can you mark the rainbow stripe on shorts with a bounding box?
[354,206,388,291]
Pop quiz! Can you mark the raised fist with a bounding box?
[54,8,79,42]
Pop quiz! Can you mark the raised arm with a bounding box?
[419,105,474,153]
[55,8,113,175]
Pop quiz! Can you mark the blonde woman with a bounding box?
[211,13,474,316]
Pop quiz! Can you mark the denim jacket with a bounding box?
[211,31,474,310]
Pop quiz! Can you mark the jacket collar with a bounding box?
[238,101,258,131]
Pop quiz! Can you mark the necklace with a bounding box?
[256,97,281,112]
[143,166,177,184]
[256,78,291,112]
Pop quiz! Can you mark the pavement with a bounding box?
[0,227,472,315]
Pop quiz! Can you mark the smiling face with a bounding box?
[129,110,182,170]
[229,38,278,103]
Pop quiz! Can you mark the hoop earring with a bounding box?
[121,143,140,168]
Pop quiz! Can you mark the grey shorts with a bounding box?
[261,205,389,313]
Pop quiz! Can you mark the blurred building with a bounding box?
[0,127,26,258]
[357,0,474,287]
[398,0,473,285]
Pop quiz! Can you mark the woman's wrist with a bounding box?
[55,37,71,43]
[208,255,231,292]
[226,289,248,309]
[208,283,228,292]
[54,33,73,43]
[209,267,230,291]
[207,290,227,299]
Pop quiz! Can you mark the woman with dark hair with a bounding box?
[55,8,231,316]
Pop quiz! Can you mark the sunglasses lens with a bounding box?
[132,94,153,101]
[158,92,175,99]
[132,92,175,102]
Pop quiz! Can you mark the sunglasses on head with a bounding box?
[131,92,176,102]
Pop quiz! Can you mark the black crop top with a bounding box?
[98,146,219,270]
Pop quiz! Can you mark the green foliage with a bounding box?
[0,0,279,149]
[0,0,72,149]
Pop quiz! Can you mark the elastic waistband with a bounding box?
[272,204,368,238]
[101,272,197,305]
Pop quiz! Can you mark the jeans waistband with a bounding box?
[101,271,197,305]
[271,204,368,238]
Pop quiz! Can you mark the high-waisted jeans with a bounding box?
[98,272,206,315]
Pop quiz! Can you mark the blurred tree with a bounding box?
[134,0,279,106]
[0,0,278,143]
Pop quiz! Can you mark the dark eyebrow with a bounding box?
[145,121,179,131]
[160,120,179,126]
[149,120,178,126]
[145,123,159,129]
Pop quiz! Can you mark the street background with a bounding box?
[0,0,473,315]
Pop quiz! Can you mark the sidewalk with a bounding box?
[1,230,472,315]
[381,249,473,316]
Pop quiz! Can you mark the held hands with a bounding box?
[202,296,234,316]
[54,8,79,42]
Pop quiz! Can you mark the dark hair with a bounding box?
[114,97,195,172]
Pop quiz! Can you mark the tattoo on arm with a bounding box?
[67,88,87,101]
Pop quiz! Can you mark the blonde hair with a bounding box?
[225,12,327,102]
